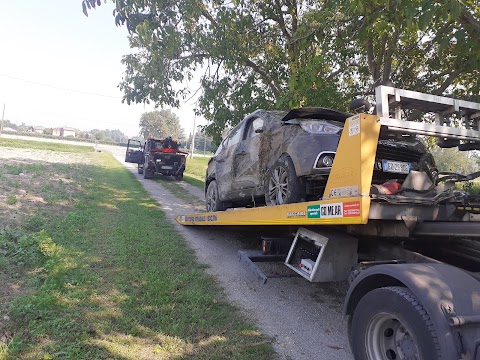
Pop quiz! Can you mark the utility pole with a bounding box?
[190,113,196,159]
[0,104,5,136]
[203,132,207,157]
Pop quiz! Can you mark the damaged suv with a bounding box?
[205,107,436,212]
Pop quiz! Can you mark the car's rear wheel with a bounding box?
[206,180,225,212]
[265,155,304,206]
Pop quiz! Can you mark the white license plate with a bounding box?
[161,165,173,169]
[382,160,410,174]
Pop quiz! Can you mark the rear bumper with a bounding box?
[154,161,185,175]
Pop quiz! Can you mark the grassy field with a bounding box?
[183,157,210,190]
[0,138,94,153]
[185,157,210,180]
[0,139,274,359]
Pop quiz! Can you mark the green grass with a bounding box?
[0,138,94,153]
[154,177,205,209]
[185,157,210,179]
[183,174,206,189]
[0,148,274,359]
[6,194,17,205]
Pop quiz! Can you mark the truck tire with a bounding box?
[175,172,184,181]
[265,155,304,206]
[206,180,225,212]
[143,161,154,179]
[350,286,441,360]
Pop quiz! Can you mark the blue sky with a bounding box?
[0,1,201,137]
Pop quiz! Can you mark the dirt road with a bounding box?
[109,148,354,360]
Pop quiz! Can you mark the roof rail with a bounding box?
[375,86,480,149]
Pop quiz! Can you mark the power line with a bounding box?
[0,73,123,99]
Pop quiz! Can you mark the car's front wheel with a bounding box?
[143,160,154,179]
[265,155,304,206]
[206,180,225,212]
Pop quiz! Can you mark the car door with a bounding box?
[232,117,264,192]
[125,139,143,163]
[215,124,243,199]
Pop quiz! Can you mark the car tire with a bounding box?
[206,180,225,212]
[143,161,154,179]
[175,172,184,181]
[265,155,304,206]
[138,164,143,174]
[349,286,441,360]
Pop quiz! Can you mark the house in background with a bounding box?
[30,126,44,134]
[2,127,17,132]
[52,127,77,137]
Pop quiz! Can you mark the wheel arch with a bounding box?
[278,151,302,176]
[205,176,214,195]
[345,263,480,359]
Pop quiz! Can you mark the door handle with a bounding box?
[237,151,247,156]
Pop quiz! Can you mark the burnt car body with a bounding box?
[205,108,436,211]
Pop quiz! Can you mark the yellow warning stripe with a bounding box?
[176,196,369,226]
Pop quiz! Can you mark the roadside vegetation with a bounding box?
[183,157,210,189]
[185,157,209,179]
[0,140,274,359]
[0,138,94,153]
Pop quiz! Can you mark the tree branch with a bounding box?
[244,59,282,97]
[273,0,292,42]
[366,39,380,82]
[382,31,399,81]
[434,68,462,95]
[417,70,451,88]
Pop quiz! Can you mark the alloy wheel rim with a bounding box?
[268,166,288,205]
[207,185,216,211]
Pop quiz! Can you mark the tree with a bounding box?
[89,129,128,143]
[431,148,480,174]
[2,120,17,130]
[82,0,479,144]
[139,109,184,140]
[187,126,217,153]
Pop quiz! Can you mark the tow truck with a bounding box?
[125,137,187,180]
[176,86,480,359]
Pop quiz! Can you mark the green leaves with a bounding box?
[139,109,184,140]
[85,0,479,141]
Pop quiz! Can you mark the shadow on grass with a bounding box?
[2,157,274,360]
